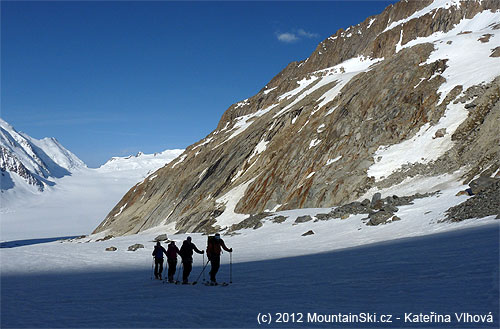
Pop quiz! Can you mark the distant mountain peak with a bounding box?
[0,118,86,192]
[98,149,184,172]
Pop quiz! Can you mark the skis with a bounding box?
[204,281,229,287]
[163,280,180,284]
[156,279,230,286]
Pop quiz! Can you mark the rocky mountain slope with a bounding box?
[94,0,500,236]
[0,118,86,192]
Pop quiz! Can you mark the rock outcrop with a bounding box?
[94,0,500,236]
[445,177,500,221]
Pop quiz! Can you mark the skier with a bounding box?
[206,233,232,285]
[152,241,168,280]
[179,236,204,284]
[166,241,180,283]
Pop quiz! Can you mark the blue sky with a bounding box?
[2,1,396,168]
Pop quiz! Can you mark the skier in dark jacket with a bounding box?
[166,241,180,283]
[152,241,168,280]
[179,236,204,284]
[206,233,232,285]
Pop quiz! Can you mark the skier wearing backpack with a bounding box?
[152,241,168,280]
[179,236,204,284]
[166,241,180,283]
[206,233,232,285]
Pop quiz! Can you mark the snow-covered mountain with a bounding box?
[96,0,500,236]
[0,118,86,193]
[98,150,184,173]
[1,138,184,241]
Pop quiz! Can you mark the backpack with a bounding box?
[206,236,221,257]
[166,244,177,259]
[179,241,190,260]
[153,246,164,259]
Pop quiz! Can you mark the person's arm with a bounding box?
[192,243,204,254]
[220,240,233,252]
[162,246,168,256]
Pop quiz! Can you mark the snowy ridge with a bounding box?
[99,149,183,172]
[0,118,86,193]
[384,0,462,33]
[274,56,383,119]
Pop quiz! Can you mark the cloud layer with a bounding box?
[276,29,319,43]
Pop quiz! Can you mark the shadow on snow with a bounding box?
[1,224,498,328]
[0,236,79,248]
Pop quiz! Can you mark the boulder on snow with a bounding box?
[128,244,144,251]
[271,215,287,223]
[371,193,382,207]
[390,215,402,222]
[302,230,315,236]
[367,210,394,226]
[315,213,333,221]
[229,212,270,231]
[469,176,499,195]
[154,234,168,242]
[372,199,385,210]
[381,204,399,213]
[105,246,117,251]
[445,178,500,222]
[294,215,313,224]
[96,235,114,242]
[433,128,446,139]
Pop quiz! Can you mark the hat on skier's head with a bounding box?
[215,233,220,240]
[156,241,161,246]
[187,236,192,242]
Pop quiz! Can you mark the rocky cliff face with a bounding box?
[94,0,500,236]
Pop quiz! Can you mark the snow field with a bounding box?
[1,150,183,241]
[1,223,498,328]
[369,9,500,182]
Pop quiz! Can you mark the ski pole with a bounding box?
[151,258,155,280]
[202,253,206,283]
[229,252,232,283]
[176,261,183,283]
[193,259,210,285]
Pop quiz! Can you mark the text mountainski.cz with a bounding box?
[256,312,495,325]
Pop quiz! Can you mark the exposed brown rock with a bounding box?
[93,0,500,236]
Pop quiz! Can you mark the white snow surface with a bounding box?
[309,138,321,149]
[1,149,183,241]
[274,56,382,119]
[277,76,318,102]
[398,9,500,104]
[221,104,279,144]
[215,178,256,229]
[326,155,342,165]
[0,178,498,327]
[368,101,468,181]
[99,149,183,172]
[384,0,462,33]
[368,9,500,181]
